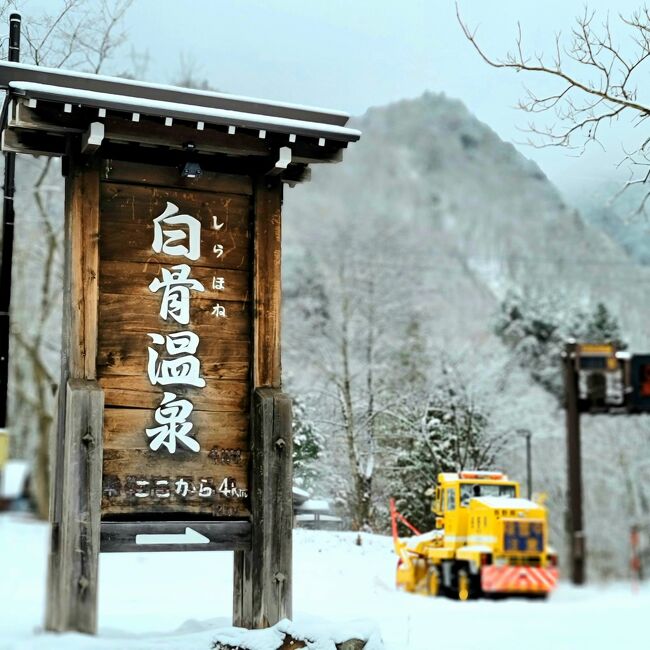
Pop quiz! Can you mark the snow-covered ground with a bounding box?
[1,513,646,649]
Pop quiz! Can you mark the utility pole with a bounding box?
[517,429,533,500]
[563,341,585,585]
[0,13,21,431]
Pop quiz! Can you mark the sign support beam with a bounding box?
[233,388,292,628]
[563,341,585,585]
[45,379,103,633]
[46,157,102,634]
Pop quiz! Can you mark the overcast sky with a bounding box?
[123,1,650,195]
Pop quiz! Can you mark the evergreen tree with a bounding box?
[495,292,628,401]
[292,395,324,491]
[578,302,627,351]
[389,366,496,532]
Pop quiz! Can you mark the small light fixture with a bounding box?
[181,143,202,179]
[181,161,202,179]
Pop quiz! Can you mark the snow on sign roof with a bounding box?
[8,81,361,142]
[0,61,360,143]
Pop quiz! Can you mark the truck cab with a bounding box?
[433,471,520,550]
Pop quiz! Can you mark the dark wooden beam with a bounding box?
[8,100,348,163]
[1,127,65,156]
[252,177,282,388]
[101,520,252,553]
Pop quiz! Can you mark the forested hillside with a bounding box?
[283,92,650,578]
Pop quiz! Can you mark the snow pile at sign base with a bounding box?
[212,618,383,650]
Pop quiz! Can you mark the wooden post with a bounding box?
[46,380,103,632]
[233,177,293,628]
[45,156,102,633]
[234,388,292,628]
[563,341,585,585]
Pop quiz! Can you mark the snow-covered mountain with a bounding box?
[286,92,650,349]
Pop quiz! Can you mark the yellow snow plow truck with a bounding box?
[391,471,558,600]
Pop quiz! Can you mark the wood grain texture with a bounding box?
[253,179,282,388]
[98,333,250,379]
[233,388,292,628]
[68,160,101,379]
[46,160,102,635]
[102,452,249,513]
[102,408,250,520]
[102,159,253,195]
[97,175,253,519]
[103,408,248,448]
[46,380,103,634]
[100,260,250,301]
[98,294,250,333]
[100,183,251,270]
[99,377,248,411]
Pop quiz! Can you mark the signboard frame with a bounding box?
[45,156,293,633]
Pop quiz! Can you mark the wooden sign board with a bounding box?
[46,158,292,634]
[97,165,252,519]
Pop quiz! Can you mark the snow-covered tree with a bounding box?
[291,394,323,491]
[389,365,498,533]
[3,0,132,518]
[495,292,627,400]
[282,188,435,530]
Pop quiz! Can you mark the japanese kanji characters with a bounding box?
[126,463,250,502]
[145,201,229,457]
[152,201,201,260]
[119,476,246,505]
[147,332,205,388]
[145,392,199,453]
[149,264,204,324]
[147,203,207,455]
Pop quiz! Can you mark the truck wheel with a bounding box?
[427,565,441,597]
[458,569,471,601]
[414,559,429,595]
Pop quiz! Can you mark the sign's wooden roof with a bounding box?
[0,61,360,183]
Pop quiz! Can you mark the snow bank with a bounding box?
[0,516,647,650]
[212,618,383,650]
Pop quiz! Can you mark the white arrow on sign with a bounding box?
[135,527,210,546]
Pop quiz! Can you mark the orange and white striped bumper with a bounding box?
[481,565,559,593]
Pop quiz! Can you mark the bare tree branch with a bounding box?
[457,1,650,215]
